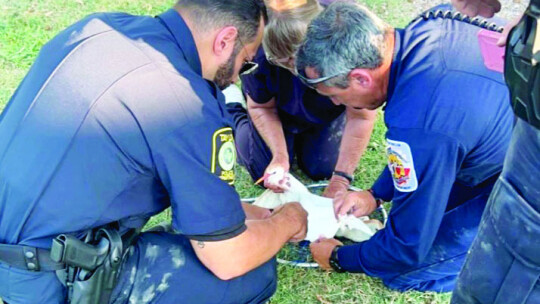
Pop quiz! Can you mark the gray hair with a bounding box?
[176,0,267,43]
[296,2,389,88]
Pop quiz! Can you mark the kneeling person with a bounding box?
[297,3,513,292]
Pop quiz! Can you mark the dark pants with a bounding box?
[227,103,345,181]
[384,189,490,292]
[0,262,64,304]
[0,232,277,304]
[451,119,540,303]
[111,232,277,304]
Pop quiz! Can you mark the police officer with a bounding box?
[224,0,376,199]
[451,0,540,302]
[0,1,308,303]
[296,2,513,292]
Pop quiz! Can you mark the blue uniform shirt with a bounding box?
[338,15,514,278]
[0,9,245,249]
[240,48,345,133]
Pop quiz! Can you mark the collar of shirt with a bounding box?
[386,28,404,104]
[156,9,202,77]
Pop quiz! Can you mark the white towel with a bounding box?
[253,173,382,242]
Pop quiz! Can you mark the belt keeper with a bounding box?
[23,246,39,271]
[50,236,66,263]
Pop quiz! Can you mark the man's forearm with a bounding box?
[226,215,297,272]
[248,98,288,160]
[334,109,377,174]
[191,204,304,280]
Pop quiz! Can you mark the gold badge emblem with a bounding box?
[211,127,236,185]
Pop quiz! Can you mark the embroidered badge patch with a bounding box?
[386,139,417,192]
[211,127,236,185]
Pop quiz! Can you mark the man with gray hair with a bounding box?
[297,2,513,292]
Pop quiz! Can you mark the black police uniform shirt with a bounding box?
[0,9,245,249]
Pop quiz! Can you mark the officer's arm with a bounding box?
[370,166,395,202]
[337,129,464,276]
[247,96,289,170]
[191,202,307,280]
[242,202,271,220]
[325,107,376,202]
[334,107,377,175]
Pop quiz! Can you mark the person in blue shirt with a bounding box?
[224,0,376,198]
[296,2,513,292]
[450,0,540,302]
[0,1,308,303]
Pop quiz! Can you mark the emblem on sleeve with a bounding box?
[211,127,236,185]
[386,139,417,192]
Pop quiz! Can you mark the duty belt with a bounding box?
[0,244,64,271]
[0,226,140,304]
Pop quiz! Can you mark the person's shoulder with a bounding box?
[103,63,227,145]
[117,61,215,109]
[66,12,153,38]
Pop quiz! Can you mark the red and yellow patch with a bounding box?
[386,139,417,192]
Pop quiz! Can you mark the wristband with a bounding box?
[329,245,345,273]
[332,171,353,183]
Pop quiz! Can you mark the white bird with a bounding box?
[253,173,383,242]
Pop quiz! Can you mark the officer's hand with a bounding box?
[272,202,308,242]
[263,157,290,193]
[452,0,501,18]
[310,238,343,271]
[497,14,522,46]
[242,202,272,220]
[323,174,350,217]
[335,190,377,218]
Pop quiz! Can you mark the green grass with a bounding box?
[0,0,450,303]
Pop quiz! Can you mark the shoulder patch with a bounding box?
[211,127,236,185]
[386,139,417,192]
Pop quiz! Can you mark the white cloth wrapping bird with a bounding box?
[253,170,382,242]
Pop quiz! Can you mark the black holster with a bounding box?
[50,227,125,304]
[505,1,540,130]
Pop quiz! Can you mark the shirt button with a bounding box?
[27,262,36,270]
[25,251,35,259]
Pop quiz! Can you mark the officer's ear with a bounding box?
[213,26,238,60]
[349,69,373,90]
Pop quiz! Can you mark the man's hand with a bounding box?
[271,202,308,242]
[310,238,343,270]
[335,190,378,218]
[263,156,290,193]
[323,174,350,198]
[452,0,501,18]
[323,174,350,217]
[242,202,272,220]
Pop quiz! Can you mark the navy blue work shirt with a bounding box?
[0,9,245,249]
[240,47,345,134]
[338,14,514,276]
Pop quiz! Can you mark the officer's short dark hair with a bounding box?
[176,0,268,43]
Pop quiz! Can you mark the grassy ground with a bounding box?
[0,0,451,303]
